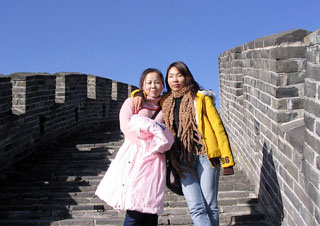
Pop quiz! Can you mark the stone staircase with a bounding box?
[0,129,272,226]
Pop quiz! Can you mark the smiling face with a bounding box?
[167,66,186,92]
[142,72,163,98]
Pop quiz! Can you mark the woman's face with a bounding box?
[142,72,163,98]
[167,67,186,92]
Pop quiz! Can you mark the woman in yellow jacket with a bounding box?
[132,61,234,226]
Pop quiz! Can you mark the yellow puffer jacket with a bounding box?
[131,89,235,168]
[194,91,234,168]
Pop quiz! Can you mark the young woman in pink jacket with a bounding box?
[95,68,174,226]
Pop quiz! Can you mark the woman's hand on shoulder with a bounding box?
[133,96,144,113]
[131,89,146,113]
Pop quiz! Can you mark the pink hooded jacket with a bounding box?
[95,97,174,214]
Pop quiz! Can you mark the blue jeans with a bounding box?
[180,155,220,226]
[123,210,158,226]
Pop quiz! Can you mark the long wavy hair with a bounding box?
[165,61,200,95]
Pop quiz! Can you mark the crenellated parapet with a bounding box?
[219,28,320,226]
[0,73,137,175]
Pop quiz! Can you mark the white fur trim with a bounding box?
[198,90,216,104]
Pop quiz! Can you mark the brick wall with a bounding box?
[219,28,320,226]
[303,29,320,226]
[0,73,137,176]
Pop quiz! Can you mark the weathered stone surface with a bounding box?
[304,28,320,45]
[304,113,315,131]
[305,79,317,98]
[305,98,320,118]
[285,124,305,151]
[276,60,299,73]
[219,28,320,226]
[306,63,320,81]
[271,46,307,60]
[275,87,299,98]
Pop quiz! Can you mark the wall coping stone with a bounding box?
[0,76,10,80]
[304,28,320,44]
[9,72,52,79]
[279,118,305,151]
[220,29,312,56]
[54,72,86,76]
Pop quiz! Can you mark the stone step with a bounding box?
[6,170,248,183]
[0,176,252,190]
[0,207,265,224]
[57,131,123,141]
[0,219,271,226]
[16,161,111,170]
[0,201,257,213]
[0,212,266,226]
[0,130,270,226]
[56,141,123,149]
[26,152,112,160]
[0,195,258,209]
[2,176,250,190]
[3,175,105,183]
[0,189,255,201]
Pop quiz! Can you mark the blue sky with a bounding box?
[1,0,319,106]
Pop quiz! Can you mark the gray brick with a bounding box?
[247,41,255,50]
[271,46,307,60]
[306,64,320,81]
[305,79,317,98]
[284,183,301,210]
[289,98,304,109]
[255,39,264,48]
[304,177,320,209]
[278,161,293,188]
[304,113,315,132]
[276,60,299,73]
[316,121,320,137]
[302,161,320,188]
[286,124,305,151]
[315,207,320,225]
[261,71,283,86]
[293,211,308,226]
[272,98,287,110]
[275,29,311,44]
[275,87,299,98]
[286,72,305,85]
[261,49,270,59]
[305,131,320,154]
[306,46,320,63]
[305,29,320,45]
[283,156,299,180]
[292,148,303,167]
[285,214,295,226]
[304,98,320,118]
[276,111,299,123]
[294,183,314,214]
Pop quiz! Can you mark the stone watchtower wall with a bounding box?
[0,72,137,176]
[219,28,320,226]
